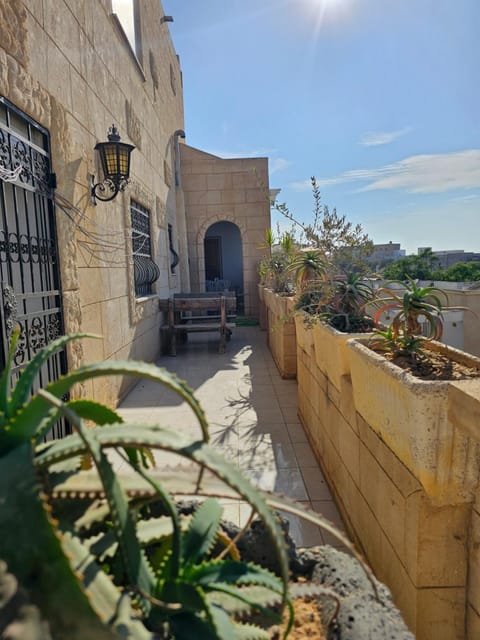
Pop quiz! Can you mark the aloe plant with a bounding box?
[258,229,297,294]
[296,273,375,333]
[370,278,448,360]
[288,249,326,293]
[0,330,377,639]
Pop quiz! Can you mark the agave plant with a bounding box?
[323,273,375,332]
[258,229,299,294]
[295,273,375,333]
[0,330,371,639]
[370,278,448,360]
[288,249,326,293]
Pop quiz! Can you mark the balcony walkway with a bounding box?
[118,325,346,549]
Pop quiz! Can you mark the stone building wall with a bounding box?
[0,0,186,404]
[180,145,270,317]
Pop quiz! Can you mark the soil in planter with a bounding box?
[329,316,374,333]
[385,351,480,381]
[269,580,327,640]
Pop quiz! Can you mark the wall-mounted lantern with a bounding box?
[91,125,135,205]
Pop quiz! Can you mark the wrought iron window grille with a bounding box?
[130,200,159,296]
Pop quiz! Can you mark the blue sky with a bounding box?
[162,0,479,254]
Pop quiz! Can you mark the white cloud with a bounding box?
[269,157,291,174]
[361,150,480,193]
[449,193,480,203]
[359,126,412,147]
[363,197,480,254]
[288,150,480,194]
[288,179,312,192]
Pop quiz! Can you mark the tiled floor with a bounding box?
[117,325,347,549]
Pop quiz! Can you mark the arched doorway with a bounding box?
[204,221,244,310]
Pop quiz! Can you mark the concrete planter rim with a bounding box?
[347,336,480,388]
[316,319,373,340]
[347,335,480,504]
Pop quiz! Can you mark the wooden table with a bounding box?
[160,293,236,355]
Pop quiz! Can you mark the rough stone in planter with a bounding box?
[222,516,413,640]
[220,516,296,575]
[304,547,414,640]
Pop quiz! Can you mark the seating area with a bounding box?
[159,293,237,355]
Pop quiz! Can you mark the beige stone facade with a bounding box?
[0,0,271,405]
[181,145,270,317]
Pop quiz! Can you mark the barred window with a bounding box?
[131,200,159,296]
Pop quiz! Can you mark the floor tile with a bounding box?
[116,327,350,551]
[277,501,325,548]
[311,500,346,532]
[301,466,332,501]
[238,440,299,471]
[286,422,308,443]
[281,406,300,422]
[293,442,319,467]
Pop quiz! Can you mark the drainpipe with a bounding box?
[172,129,190,290]
[174,129,185,187]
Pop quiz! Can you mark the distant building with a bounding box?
[417,248,480,269]
[367,241,405,267]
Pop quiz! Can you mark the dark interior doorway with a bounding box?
[204,236,223,281]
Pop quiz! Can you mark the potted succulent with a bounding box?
[269,177,375,386]
[258,229,299,377]
[295,273,376,390]
[347,279,480,502]
[1,330,377,639]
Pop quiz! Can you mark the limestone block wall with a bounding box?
[263,289,297,379]
[468,490,480,638]
[294,320,478,640]
[180,145,271,317]
[0,0,186,405]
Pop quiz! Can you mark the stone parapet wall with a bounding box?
[263,288,297,379]
[292,317,480,640]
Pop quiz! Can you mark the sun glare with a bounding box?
[302,0,352,37]
[306,0,350,18]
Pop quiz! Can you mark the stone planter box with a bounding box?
[347,338,480,504]
[263,288,296,379]
[296,329,480,639]
[294,312,314,354]
[313,321,372,392]
[257,283,267,330]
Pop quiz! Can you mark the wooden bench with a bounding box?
[160,293,236,356]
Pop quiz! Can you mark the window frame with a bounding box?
[130,199,159,297]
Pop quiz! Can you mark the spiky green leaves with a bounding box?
[151,501,286,640]
[182,498,223,566]
[371,278,451,360]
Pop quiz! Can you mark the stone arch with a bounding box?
[195,215,247,301]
